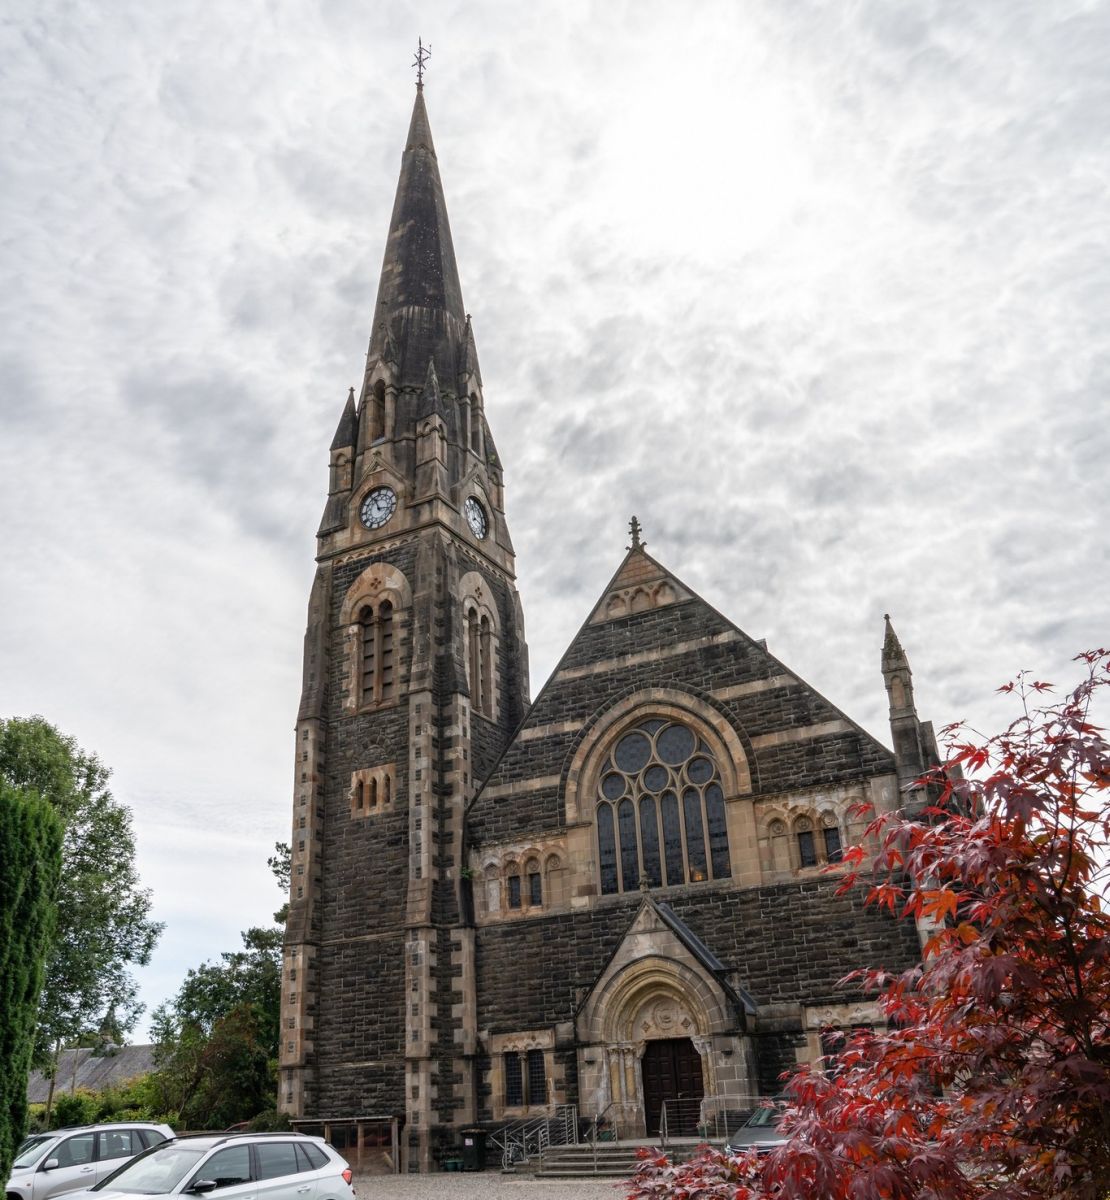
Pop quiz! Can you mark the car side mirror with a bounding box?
[41,1161,60,1172]
[190,1182,218,1194]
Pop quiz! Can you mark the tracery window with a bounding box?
[359,600,394,704]
[596,719,731,894]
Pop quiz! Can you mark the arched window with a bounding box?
[467,607,481,711]
[821,813,842,864]
[469,395,482,456]
[371,380,386,443]
[525,858,542,907]
[379,600,394,698]
[795,817,817,868]
[595,719,732,894]
[360,606,376,705]
[466,605,493,717]
[506,862,522,909]
[544,854,563,907]
[480,615,493,713]
[360,601,395,705]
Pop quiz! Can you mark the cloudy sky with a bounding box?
[2,0,1107,1035]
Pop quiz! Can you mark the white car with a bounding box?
[8,1124,174,1200]
[60,1133,356,1200]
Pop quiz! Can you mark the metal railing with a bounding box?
[658,1094,761,1149]
[585,1099,640,1172]
[490,1104,579,1170]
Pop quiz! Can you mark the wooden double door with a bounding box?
[641,1037,704,1136]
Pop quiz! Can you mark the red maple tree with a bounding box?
[625,649,1110,1200]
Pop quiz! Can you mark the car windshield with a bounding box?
[93,1145,208,1195]
[12,1136,56,1169]
[743,1106,781,1128]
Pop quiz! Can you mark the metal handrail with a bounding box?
[553,1103,579,1147]
[491,1109,577,1170]
[586,1099,624,1173]
[658,1094,763,1149]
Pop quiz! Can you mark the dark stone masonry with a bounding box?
[278,84,940,1171]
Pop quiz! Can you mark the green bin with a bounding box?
[459,1127,487,1171]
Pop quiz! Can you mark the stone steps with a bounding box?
[534,1140,711,1179]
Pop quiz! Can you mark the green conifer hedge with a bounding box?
[0,782,63,1181]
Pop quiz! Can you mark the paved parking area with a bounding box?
[353,1174,624,1199]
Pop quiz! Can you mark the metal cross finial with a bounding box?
[628,515,644,550]
[412,37,431,86]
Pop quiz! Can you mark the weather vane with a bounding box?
[412,37,431,86]
[628,515,644,550]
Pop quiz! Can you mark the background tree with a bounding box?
[149,920,283,1126]
[0,780,63,1180]
[0,717,163,1117]
[268,841,290,924]
[626,649,1110,1200]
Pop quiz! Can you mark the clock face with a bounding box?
[359,486,397,530]
[464,496,488,539]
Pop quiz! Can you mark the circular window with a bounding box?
[657,723,695,764]
[614,732,651,773]
[601,772,625,800]
[643,764,669,791]
[686,757,713,785]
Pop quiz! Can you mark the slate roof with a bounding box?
[467,543,896,844]
[27,1045,156,1103]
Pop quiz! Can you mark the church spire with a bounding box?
[329,387,357,451]
[365,84,468,388]
[881,613,939,795]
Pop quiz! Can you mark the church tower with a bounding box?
[279,82,530,1171]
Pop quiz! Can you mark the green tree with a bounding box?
[0,781,63,1180]
[267,841,290,924]
[0,717,162,1113]
[151,926,283,1128]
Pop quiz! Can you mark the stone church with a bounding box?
[279,83,939,1172]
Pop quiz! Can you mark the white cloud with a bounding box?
[1,0,1106,1033]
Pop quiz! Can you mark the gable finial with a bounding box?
[628,515,644,551]
[412,37,431,87]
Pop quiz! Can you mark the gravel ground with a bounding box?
[352,1173,624,1199]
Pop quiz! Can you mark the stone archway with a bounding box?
[578,956,720,1137]
[575,899,756,1137]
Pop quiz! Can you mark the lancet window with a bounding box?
[359,600,394,705]
[465,605,493,717]
[596,719,731,894]
[370,380,387,443]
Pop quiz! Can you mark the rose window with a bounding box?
[596,719,731,894]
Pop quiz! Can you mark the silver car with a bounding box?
[8,1124,174,1200]
[725,1105,787,1156]
[61,1133,356,1200]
